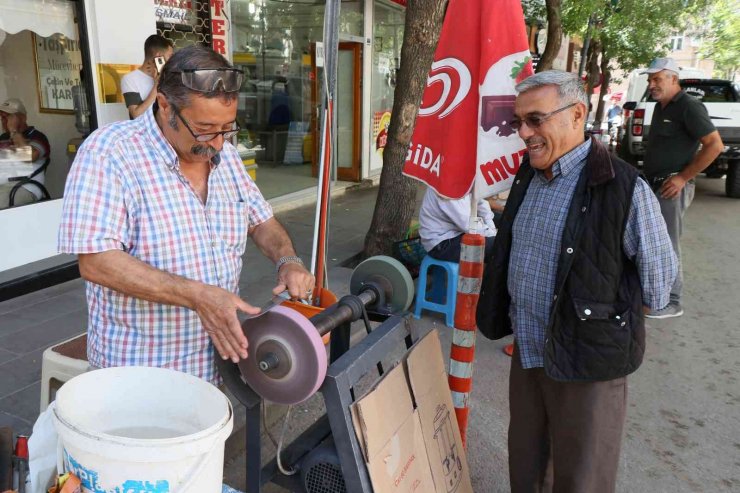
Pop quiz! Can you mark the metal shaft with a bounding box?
[259,352,280,372]
[310,289,376,336]
[256,289,377,373]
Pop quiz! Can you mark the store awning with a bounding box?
[0,0,76,39]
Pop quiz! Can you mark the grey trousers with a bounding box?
[508,345,627,493]
[656,181,695,304]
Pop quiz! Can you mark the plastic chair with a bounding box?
[8,157,51,207]
[413,255,459,327]
[39,332,88,412]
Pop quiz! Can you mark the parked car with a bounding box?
[620,78,740,198]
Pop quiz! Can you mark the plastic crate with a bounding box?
[392,236,427,278]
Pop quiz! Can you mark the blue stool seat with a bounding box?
[414,255,459,326]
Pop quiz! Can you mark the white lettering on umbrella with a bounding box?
[418,57,472,119]
[406,143,443,176]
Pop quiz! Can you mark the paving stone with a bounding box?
[0,293,86,342]
[0,309,87,355]
[0,311,56,339]
[0,382,41,430]
[0,346,18,366]
[0,348,43,398]
[0,410,32,436]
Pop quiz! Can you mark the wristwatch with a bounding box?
[275,255,304,274]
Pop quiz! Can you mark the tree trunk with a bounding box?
[594,46,611,126]
[363,0,449,258]
[584,38,601,116]
[536,0,563,72]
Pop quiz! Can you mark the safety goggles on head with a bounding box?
[510,102,578,131]
[174,68,244,93]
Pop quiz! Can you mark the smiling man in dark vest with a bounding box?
[477,70,677,492]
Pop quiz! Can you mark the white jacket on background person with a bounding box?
[418,188,497,252]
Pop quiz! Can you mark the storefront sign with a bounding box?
[33,34,84,113]
[210,0,231,57]
[154,0,194,26]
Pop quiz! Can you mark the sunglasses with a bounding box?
[510,102,578,130]
[174,107,241,142]
[172,68,244,93]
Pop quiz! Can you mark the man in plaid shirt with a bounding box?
[58,46,314,384]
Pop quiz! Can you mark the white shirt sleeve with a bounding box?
[419,189,497,252]
[120,72,135,95]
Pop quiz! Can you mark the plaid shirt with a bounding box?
[58,106,273,384]
[508,139,677,369]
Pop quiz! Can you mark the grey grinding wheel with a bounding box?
[349,255,415,313]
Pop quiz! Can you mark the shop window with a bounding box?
[0,0,94,210]
[230,0,365,198]
[370,0,405,171]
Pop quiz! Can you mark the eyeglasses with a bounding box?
[172,68,244,93]
[174,107,241,142]
[510,102,578,130]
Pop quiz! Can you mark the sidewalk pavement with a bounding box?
[3,178,738,493]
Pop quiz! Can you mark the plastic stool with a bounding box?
[40,333,88,412]
[414,255,459,326]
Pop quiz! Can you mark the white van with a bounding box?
[620,66,707,163]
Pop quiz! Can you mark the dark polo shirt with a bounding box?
[643,90,716,179]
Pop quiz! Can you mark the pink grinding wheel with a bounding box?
[238,305,327,405]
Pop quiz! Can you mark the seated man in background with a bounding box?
[121,34,174,119]
[0,98,51,208]
[419,188,497,262]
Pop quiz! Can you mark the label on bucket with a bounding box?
[65,450,171,493]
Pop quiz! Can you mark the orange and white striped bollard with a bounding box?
[448,232,485,448]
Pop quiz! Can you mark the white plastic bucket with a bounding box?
[52,366,233,493]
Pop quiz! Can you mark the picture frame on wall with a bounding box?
[32,33,84,114]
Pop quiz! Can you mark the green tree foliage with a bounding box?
[522,0,547,24]
[562,0,707,73]
[697,0,740,80]
[556,0,708,121]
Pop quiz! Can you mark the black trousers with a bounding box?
[427,233,495,262]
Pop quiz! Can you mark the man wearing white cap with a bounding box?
[641,57,723,319]
[0,98,51,208]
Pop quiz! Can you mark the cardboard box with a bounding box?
[352,330,473,493]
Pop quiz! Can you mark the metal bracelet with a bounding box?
[275,255,304,274]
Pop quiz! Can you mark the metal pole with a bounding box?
[324,0,340,181]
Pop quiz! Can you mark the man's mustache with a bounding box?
[191,144,218,157]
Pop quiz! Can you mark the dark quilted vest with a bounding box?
[477,137,645,382]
